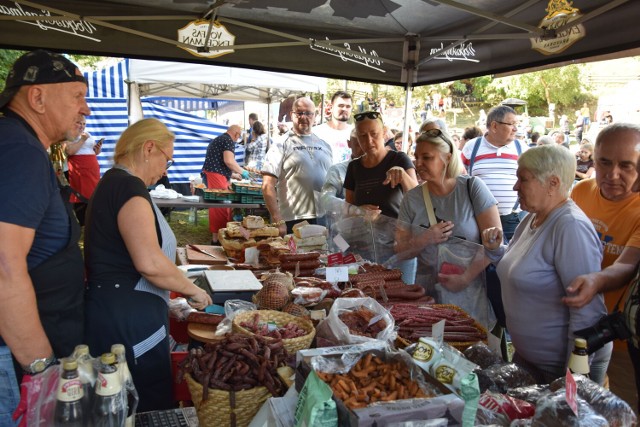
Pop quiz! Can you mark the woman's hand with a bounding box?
[187,288,212,310]
[383,166,407,188]
[422,221,454,245]
[481,227,503,250]
[360,204,381,221]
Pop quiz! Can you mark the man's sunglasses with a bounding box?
[354,111,382,122]
[420,128,453,153]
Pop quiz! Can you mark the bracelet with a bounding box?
[271,220,286,226]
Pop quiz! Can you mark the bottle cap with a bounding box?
[574,338,587,349]
[62,357,78,370]
[100,352,116,365]
[73,344,89,357]
[110,344,125,356]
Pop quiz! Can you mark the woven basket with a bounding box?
[185,373,270,427]
[232,310,315,354]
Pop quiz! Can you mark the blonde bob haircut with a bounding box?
[518,144,575,196]
[415,129,463,179]
[113,118,175,165]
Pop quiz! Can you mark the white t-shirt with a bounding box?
[313,123,352,164]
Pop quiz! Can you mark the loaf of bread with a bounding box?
[242,215,265,229]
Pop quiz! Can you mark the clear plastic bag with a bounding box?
[531,390,609,426]
[168,296,196,321]
[475,390,536,425]
[463,341,504,370]
[215,299,257,335]
[314,297,396,346]
[549,373,636,427]
[476,363,537,394]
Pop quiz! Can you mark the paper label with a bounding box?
[565,368,578,416]
[432,319,445,343]
[288,237,297,254]
[325,266,349,283]
[327,253,344,266]
[343,253,357,264]
[332,234,349,253]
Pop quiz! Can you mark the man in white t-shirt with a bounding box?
[461,105,528,241]
[313,90,353,164]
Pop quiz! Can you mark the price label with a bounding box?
[288,237,297,254]
[343,253,357,264]
[332,234,350,253]
[432,319,445,343]
[326,266,349,283]
[565,368,578,416]
[327,253,344,266]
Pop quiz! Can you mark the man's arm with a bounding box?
[222,150,246,175]
[564,246,640,308]
[64,133,88,156]
[0,222,53,365]
[261,174,286,236]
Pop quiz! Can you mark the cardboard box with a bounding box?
[295,343,464,426]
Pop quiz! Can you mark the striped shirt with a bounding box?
[461,136,528,215]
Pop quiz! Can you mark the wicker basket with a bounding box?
[185,373,270,427]
[232,310,315,354]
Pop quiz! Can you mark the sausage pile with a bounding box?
[316,353,434,409]
[177,334,289,400]
[350,264,434,304]
[279,252,321,277]
[385,303,486,344]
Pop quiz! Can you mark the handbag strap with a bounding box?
[421,183,437,226]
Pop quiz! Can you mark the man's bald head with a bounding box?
[226,125,242,141]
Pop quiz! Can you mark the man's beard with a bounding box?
[334,114,349,123]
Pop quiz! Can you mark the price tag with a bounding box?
[332,234,350,253]
[326,266,349,283]
[432,319,445,344]
[327,253,344,266]
[565,368,578,416]
[343,253,357,264]
[239,226,251,240]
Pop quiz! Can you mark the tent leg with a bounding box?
[402,87,413,153]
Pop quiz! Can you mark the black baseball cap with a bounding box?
[0,50,87,109]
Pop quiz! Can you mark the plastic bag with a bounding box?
[475,390,536,425]
[13,365,60,427]
[549,373,636,427]
[436,238,496,330]
[476,363,537,394]
[215,299,257,335]
[506,384,551,406]
[168,297,196,321]
[314,297,396,346]
[531,390,608,426]
[463,342,504,370]
[294,370,337,427]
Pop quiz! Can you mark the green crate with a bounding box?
[240,195,264,204]
[201,189,240,202]
[232,183,263,196]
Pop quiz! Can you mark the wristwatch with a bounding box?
[21,354,56,375]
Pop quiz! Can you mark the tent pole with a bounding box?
[402,87,413,154]
[401,34,419,154]
[320,93,325,124]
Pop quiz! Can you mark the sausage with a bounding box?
[280,260,321,270]
[350,270,403,283]
[187,311,224,325]
[279,252,320,262]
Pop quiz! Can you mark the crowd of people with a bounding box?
[0,49,638,425]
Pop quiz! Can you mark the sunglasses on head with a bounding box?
[354,111,382,122]
[420,128,453,153]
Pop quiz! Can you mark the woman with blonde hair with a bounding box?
[84,118,212,411]
[395,128,501,329]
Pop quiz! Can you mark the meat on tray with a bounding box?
[338,306,387,338]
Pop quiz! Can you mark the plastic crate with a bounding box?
[200,188,240,202]
[232,183,263,195]
[240,195,264,204]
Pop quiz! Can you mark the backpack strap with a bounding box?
[467,137,483,175]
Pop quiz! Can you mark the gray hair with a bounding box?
[518,144,575,195]
[486,105,516,128]
[415,129,462,179]
[537,135,554,145]
[595,122,640,152]
[419,118,448,133]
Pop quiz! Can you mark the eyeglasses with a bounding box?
[354,111,382,122]
[420,128,453,153]
[495,121,518,128]
[156,145,174,169]
[291,111,315,118]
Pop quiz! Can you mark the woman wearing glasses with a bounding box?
[395,129,501,329]
[83,118,212,411]
[344,111,418,218]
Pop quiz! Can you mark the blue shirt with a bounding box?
[202,132,235,179]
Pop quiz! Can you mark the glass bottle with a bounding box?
[72,344,94,419]
[54,357,85,426]
[111,344,139,427]
[568,337,590,376]
[92,352,126,427]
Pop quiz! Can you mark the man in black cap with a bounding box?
[0,50,90,424]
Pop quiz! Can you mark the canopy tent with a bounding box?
[0,0,638,88]
[83,58,325,183]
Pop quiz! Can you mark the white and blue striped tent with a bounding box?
[84,60,226,183]
[83,58,325,183]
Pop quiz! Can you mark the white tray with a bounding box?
[204,270,262,293]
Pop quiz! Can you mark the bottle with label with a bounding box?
[54,357,85,427]
[71,344,94,419]
[111,344,139,427]
[568,337,590,376]
[92,352,126,427]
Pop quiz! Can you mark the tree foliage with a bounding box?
[0,49,26,92]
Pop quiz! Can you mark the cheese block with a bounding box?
[242,215,265,229]
[292,234,328,247]
[227,222,279,239]
[293,224,327,239]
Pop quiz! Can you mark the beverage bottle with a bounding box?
[92,352,126,427]
[568,337,590,377]
[111,344,139,427]
[72,344,94,419]
[54,357,85,426]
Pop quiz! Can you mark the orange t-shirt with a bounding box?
[572,178,640,310]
